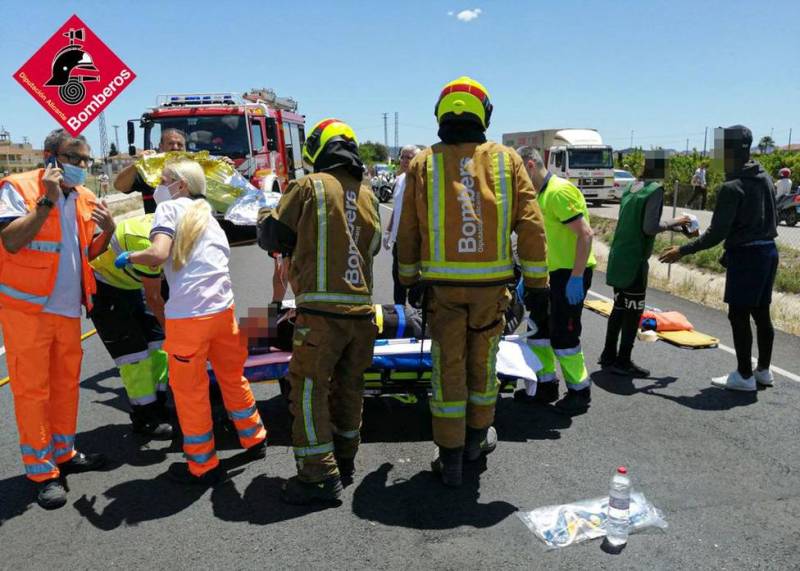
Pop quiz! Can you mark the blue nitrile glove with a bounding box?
[114,251,132,269]
[565,275,585,305]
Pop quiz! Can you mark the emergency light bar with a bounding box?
[243,88,298,112]
[157,93,240,107]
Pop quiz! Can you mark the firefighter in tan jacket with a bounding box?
[259,119,381,505]
[397,77,548,487]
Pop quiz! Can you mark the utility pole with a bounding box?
[382,112,389,156]
[112,125,120,152]
[789,128,793,150]
[702,127,708,157]
[394,112,399,159]
[685,138,689,153]
[630,130,634,148]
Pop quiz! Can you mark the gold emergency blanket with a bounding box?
[135,151,246,214]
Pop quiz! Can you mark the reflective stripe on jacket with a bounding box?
[269,171,381,317]
[397,142,548,288]
[0,169,97,313]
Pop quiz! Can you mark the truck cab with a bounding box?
[127,89,305,196]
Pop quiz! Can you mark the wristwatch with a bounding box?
[37,196,55,209]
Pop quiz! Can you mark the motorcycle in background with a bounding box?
[777,189,800,227]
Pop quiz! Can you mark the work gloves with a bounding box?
[114,251,131,268]
[565,275,586,306]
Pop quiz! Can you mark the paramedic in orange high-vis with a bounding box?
[117,158,267,485]
[0,129,116,510]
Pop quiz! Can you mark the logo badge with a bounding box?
[13,14,136,136]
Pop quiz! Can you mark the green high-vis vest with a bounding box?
[90,214,162,290]
[606,182,661,289]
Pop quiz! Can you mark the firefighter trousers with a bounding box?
[528,268,593,390]
[427,285,511,449]
[164,306,266,477]
[287,311,377,482]
[0,308,82,482]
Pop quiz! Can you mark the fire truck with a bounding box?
[126,88,306,194]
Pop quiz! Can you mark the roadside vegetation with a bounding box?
[590,215,800,295]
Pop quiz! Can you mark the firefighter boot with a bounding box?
[36,478,67,510]
[431,446,464,488]
[335,456,355,486]
[130,403,173,440]
[281,476,343,506]
[464,426,497,462]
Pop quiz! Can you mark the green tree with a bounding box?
[614,148,645,176]
[758,136,775,154]
[358,141,388,165]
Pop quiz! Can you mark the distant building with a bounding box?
[0,129,42,175]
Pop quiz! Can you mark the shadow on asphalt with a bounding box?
[81,367,129,414]
[352,461,516,530]
[0,474,36,526]
[210,474,335,524]
[591,370,759,410]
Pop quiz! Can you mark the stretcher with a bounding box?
[210,336,542,398]
[583,299,719,349]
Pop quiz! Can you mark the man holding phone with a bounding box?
[0,128,116,510]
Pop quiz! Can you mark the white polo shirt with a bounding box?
[151,197,234,319]
[0,182,82,318]
[387,173,407,245]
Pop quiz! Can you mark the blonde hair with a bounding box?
[162,159,211,271]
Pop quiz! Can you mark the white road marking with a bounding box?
[586,290,800,383]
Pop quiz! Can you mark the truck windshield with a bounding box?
[568,148,613,169]
[147,115,250,159]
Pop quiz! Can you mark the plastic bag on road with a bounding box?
[517,491,667,549]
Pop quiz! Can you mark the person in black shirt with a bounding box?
[660,125,779,392]
[114,129,186,213]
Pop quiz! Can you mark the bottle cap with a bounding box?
[617,466,628,475]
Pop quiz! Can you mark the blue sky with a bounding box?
[1,0,798,155]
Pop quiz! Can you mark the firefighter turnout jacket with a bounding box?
[396,142,547,289]
[260,168,382,317]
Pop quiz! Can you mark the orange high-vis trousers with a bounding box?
[0,308,82,482]
[164,306,267,477]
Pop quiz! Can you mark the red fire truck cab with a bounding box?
[126,88,306,194]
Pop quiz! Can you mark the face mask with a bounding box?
[153,181,179,205]
[62,163,87,187]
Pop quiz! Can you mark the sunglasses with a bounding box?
[58,152,93,167]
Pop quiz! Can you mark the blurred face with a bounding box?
[399,149,416,173]
[159,132,186,152]
[54,141,92,168]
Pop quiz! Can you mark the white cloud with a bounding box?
[454,8,482,22]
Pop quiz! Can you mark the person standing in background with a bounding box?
[688,162,708,209]
[383,145,420,305]
[775,168,793,198]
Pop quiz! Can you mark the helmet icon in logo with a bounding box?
[44,28,99,105]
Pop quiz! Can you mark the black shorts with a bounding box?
[613,267,647,311]
[723,242,778,307]
[90,280,165,365]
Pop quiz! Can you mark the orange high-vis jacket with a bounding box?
[0,169,97,313]
[397,142,548,288]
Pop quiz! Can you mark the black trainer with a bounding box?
[58,451,106,475]
[514,381,559,404]
[243,439,267,460]
[281,476,343,505]
[431,446,464,488]
[608,360,651,379]
[166,462,227,486]
[36,478,67,510]
[598,350,617,369]
[554,387,591,415]
[131,403,173,440]
[464,426,497,462]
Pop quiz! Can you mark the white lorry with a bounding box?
[502,128,614,204]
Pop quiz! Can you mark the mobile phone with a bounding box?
[45,155,58,169]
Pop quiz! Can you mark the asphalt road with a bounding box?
[1,202,799,569]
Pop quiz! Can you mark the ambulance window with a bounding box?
[250,121,264,152]
[555,151,563,169]
[283,123,296,175]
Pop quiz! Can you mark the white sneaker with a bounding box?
[754,368,775,387]
[711,371,756,392]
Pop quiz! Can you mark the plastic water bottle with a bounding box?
[607,466,631,546]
